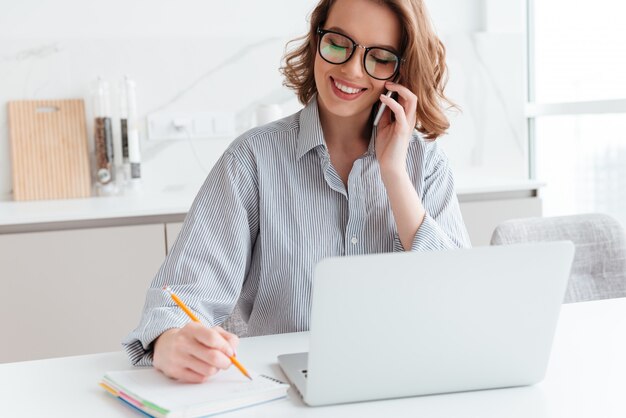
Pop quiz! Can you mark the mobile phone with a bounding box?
[373,89,396,127]
[373,75,400,127]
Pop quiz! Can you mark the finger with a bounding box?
[383,81,417,106]
[183,354,220,378]
[206,349,234,370]
[377,103,393,130]
[382,82,418,118]
[379,93,408,128]
[184,339,233,370]
[177,367,213,384]
[193,326,235,357]
[214,327,240,352]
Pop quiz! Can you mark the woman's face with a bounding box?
[314,0,401,121]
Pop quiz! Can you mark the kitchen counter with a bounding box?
[0,191,192,233]
[0,178,544,234]
[455,178,544,197]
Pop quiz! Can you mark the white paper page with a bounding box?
[106,367,287,411]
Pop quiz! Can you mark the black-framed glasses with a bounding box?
[317,27,402,81]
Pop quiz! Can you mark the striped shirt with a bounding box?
[123,95,471,365]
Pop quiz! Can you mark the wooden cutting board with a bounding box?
[8,99,91,201]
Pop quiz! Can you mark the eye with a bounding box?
[369,49,397,65]
[329,42,348,51]
[372,56,393,65]
[324,33,352,49]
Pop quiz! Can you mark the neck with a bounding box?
[317,96,372,152]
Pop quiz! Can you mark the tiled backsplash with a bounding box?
[0,0,527,200]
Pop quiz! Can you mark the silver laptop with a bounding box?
[278,242,575,406]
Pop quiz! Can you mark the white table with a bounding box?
[1,298,625,417]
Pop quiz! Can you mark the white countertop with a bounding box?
[0,190,193,228]
[0,298,625,418]
[455,177,544,195]
[0,178,544,230]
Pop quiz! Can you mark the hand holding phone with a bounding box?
[373,89,396,127]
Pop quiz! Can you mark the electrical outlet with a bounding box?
[147,111,236,141]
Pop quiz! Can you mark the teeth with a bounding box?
[333,80,363,94]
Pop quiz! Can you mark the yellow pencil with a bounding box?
[163,286,252,381]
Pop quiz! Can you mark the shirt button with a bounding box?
[351,236,358,245]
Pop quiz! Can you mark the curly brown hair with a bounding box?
[280,0,455,140]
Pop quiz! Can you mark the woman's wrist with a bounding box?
[153,329,178,361]
[379,163,408,186]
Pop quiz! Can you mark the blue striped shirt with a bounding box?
[123,95,471,365]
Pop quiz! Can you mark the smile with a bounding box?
[332,77,366,94]
[329,76,368,101]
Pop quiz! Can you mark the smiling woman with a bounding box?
[124,0,470,384]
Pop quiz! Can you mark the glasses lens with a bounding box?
[319,32,353,64]
[365,48,399,80]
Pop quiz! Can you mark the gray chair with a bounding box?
[490,213,626,303]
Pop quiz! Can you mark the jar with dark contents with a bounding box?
[93,78,113,186]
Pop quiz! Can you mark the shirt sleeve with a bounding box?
[122,146,259,366]
[393,145,471,252]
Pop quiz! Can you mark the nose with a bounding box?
[340,45,366,79]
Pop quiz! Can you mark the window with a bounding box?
[527,0,626,225]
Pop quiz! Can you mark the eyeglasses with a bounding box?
[317,27,402,81]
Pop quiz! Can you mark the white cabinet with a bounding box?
[0,224,165,363]
[459,197,542,247]
[165,222,184,253]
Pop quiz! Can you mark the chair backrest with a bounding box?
[491,213,626,303]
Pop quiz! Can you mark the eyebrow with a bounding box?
[325,26,399,53]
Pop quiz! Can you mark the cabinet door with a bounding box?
[460,198,542,247]
[0,224,165,363]
[165,222,184,254]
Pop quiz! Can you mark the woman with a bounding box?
[124,0,470,383]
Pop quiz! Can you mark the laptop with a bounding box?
[278,241,575,406]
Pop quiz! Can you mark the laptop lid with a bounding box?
[293,242,574,406]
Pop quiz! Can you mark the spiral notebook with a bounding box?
[100,366,289,417]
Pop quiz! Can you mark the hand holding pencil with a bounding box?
[152,286,251,383]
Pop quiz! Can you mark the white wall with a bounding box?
[0,0,526,199]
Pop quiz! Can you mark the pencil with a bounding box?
[163,286,253,381]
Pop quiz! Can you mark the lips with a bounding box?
[330,76,367,101]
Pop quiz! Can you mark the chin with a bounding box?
[335,105,371,119]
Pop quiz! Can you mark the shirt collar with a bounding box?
[296,94,379,161]
[296,95,326,161]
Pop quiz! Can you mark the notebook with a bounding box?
[100,366,289,417]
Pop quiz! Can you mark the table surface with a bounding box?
[1,297,623,418]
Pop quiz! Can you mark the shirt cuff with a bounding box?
[123,339,155,367]
[393,213,458,252]
[121,307,199,366]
